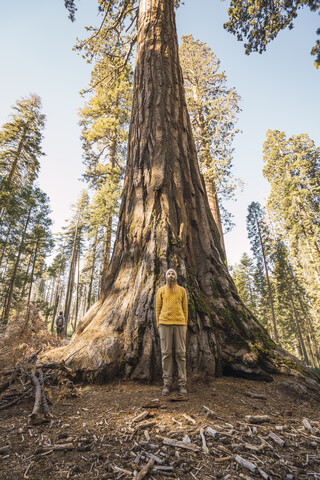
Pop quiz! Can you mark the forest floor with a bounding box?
[1,373,320,480]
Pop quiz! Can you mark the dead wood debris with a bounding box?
[70,406,319,480]
[1,389,319,480]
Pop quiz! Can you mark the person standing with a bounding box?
[156,269,188,396]
[56,310,65,339]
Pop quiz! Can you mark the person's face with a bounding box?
[166,270,177,284]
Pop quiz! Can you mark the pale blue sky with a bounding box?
[0,0,319,265]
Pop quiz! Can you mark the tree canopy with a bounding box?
[224,0,320,68]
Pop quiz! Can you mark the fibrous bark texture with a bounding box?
[41,0,315,383]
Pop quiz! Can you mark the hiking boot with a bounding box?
[179,386,187,396]
[162,385,170,396]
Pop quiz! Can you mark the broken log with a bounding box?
[245,415,270,424]
[268,431,285,447]
[200,428,209,454]
[133,411,149,423]
[133,456,155,480]
[38,369,52,419]
[29,372,42,424]
[235,455,258,473]
[162,437,200,452]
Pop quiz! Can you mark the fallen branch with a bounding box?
[235,455,258,473]
[162,437,200,452]
[38,369,52,419]
[133,456,155,480]
[245,415,270,424]
[35,443,74,454]
[29,372,41,424]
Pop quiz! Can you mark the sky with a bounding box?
[0,0,319,266]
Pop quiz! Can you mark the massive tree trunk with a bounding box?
[42,0,314,382]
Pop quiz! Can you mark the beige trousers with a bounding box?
[159,324,187,386]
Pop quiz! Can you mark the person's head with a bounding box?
[59,311,63,315]
[166,268,177,286]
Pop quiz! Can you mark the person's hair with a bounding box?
[166,268,177,277]
[59,311,63,315]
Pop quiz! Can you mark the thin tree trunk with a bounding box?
[64,221,79,331]
[2,206,32,324]
[197,110,227,262]
[74,250,81,331]
[288,292,309,364]
[51,294,60,333]
[297,295,320,363]
[255,215,278,342]
[87,230,98,310]
[100,215,112,295]
[100,129,118,294]
[26,240,39,320]
[0,226,12,269]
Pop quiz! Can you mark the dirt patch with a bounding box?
[1,374,319,480]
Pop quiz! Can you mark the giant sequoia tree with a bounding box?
[44,0,314,381]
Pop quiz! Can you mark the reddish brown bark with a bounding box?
[42,0,315,384]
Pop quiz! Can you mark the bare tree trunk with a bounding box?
[100,215,112,295]
[255,214,279,343]
[197,110,227,262]
[26,240,39,320]
[288,292,309,364]
[204,177,227,261]
[87,230,98,310]
[0,226,12,269]
[74,251,81,331]
[64,221,79,331]
[3,206,32,324]
[42,0,312,382]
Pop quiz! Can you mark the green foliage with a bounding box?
[0,186,53,323]
[0,95,46,221]
[263,130,320,303]
[179,34,242,232]
[224,0,320,68]
[231,252,257,313]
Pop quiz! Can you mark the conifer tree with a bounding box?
[78,39,133,290]
[0,187,52,323]
[263,130,320,316]
[231,253,257,313]
[0,95,46,223]
[179,34,242,258]
[247,202,278,342]
[62,190,89,331]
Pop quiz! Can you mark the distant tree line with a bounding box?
[232,131,320,366]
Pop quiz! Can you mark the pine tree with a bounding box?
[263,130,320,321]
[78,39,133,291]
[247,202,278,342]
[231,253,258,313]
[61,191,89,332]
[179,34,242,257]
[0,187,52,323]
[0,95,46,223]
